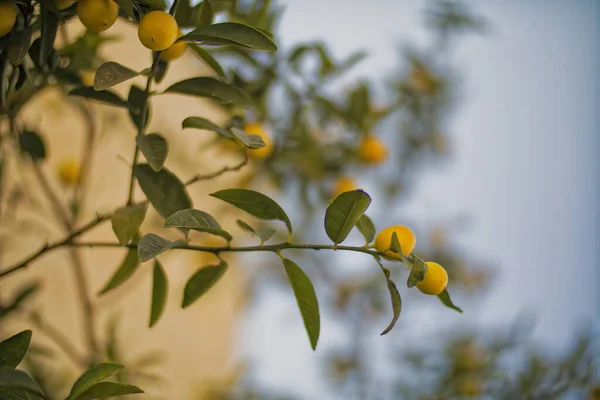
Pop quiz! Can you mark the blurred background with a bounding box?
[0,0,598,399]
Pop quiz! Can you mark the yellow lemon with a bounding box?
[358,135,387,165]
[333,176,356,197]
[56,0,75,10]
[57,159,81,185]
[138,11,178,51]
[245,122,274,160]
[77,0,118,32]
[160,31,187,61]
[417,261,448,295]
[375,225,416,260]
[0,3,17,38]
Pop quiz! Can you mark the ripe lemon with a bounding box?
[333,176,356,197]
[0,3,17,38]
[138,11,178,51]
[245,122,274,160]
[375,225,416,259]
[417,261,448,295]
[57,159,81,185]
[77,0,118,32]
[56,0,75,10]
[160,31,187,61]
[358,135,387,165]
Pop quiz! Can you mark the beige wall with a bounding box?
[0,20,252,399]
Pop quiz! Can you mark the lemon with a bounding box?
[333,176,356,197]
[375,225,416,260]
[57,159,81,185]
[138,11,178,51]
[160,31,187,61]
[417,261,448,295]
[245,122,274,160]
[0,3,17,38]
[358,135,387,165]
[77,0,118,32]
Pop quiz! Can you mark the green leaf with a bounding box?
[136,0,166,10]
[182,116,233,138]
[138,234,184,262]
[113,0,134,18]
[76,382,143,399]
[236,219,275,244]
[136,133,168,172]
[0,330,32,368]
[189,44,227,79]
[98,249,139,296]
[0,367,45,398]
[407,254,428,288]
[390,232,413,268]
[348,83,370,126]
[93,62,139,91]
[67,363,124,400]
[325,190,371,244]
[7,28,32,66]
[229,128,266,149]
[149,261,168,328]
[356,214,375,244]
[174,0,192,26]
[19,131,46,161]
[378,266,402,335]
[133,164,192,220]
[437,289,463,313]
[69,87,127,107]
[182,261,228,308]
[210,189,292,234]
[111,204,148,246]
[282,258,320,350]
[164,209,232,241]
[128,85,150,130]
[164,77,252,106]
[39,5,58,65]
[180,22,278,52]
[197,0,214,26]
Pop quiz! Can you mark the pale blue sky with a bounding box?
[238,1,599,398]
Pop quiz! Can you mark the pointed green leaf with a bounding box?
[138,234,184,262]
[67,363,124,400]
[94,62,140,91]
[19,131,46,161]
[356,214,375,244]
[437,289,463,313]
[39,5,58,65]
[182,261,228,308]
[0,367,45,398]
[164,77,252,106]
[128,85,150,130]
[282,258,320,350]
[7,28,32,66]
[69,87,127,108]
[98,249,139,296]
[113,0,134,17]
[210,189,292,234]
[133,164,192,220]
[378,266,402,335]
[0,330,32,368]
[180,22,278,52]
[189,44,227,79]
[390,231,413,268]
[230,128,266,149]
[325,190,371,244]
[197,0,214,26]
[182,116,234,138]
[407,254,428,288]
[136,0,166,11]
[149,261,168,328]
[236,219,275,244]
[111,204,148,246]
[164,209,232,241]
[76,382,143,399]
[136,134,168,172]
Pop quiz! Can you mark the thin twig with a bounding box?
[184,151,249,185]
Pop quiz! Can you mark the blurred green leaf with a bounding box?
[407,255,428,288]
[236,219,276,244]
[136,133,168,172]
[211,189,292,234]
[325,190,371,244]
[0,367,45,398]
[230,127,266,149]
[188,44,227,79]
[113,0,134,17]
[437,289,463,313]
[94,62,140,91]
[356,214,375,244]
[76,382,143,399]
[69,87,127,107]
[138,234,184,262]
[164,209,232,241]
[7,28,32,66]
[197,0,214,26]
[67,363,124,400]
[149,261,168,328]
[164,77,252,106]
[98,249,139,296]
[180,22,278,52]
[111,204,148,246]
[182,116,234,138]
[282,258,320,350]
[182,261,228,308]
[39,5,58,65]
[0,331,32,368]
[128,85,150,130]
[19,131,46,161]
[137,0,166,10]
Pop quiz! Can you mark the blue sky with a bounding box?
[239,1,600,397]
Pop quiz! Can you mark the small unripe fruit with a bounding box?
[57,159,81,185]
[375,225,416,260]
[77,0,119,32]
[138,11,178,51]
[417,261,448,295]
[0,3,17,38]
[358,135,387,165]
[160,31,187,61]
[245,123,274,160]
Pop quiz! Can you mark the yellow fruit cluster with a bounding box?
[375,225,449,296]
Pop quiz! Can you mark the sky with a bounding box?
[238,1,600,398]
